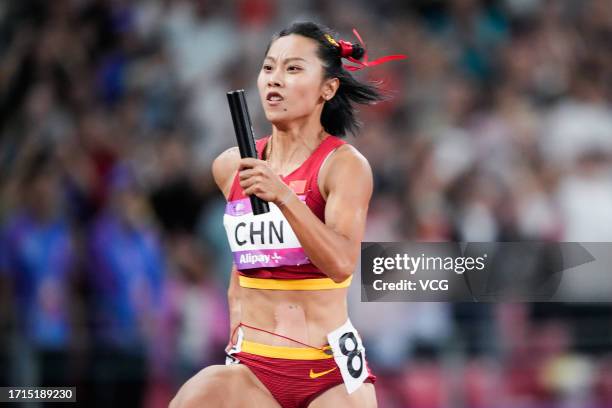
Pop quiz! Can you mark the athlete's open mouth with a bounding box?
[266,91,284,101]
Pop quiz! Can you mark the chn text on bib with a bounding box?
[223,196,310,270]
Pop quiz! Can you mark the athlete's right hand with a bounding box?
[238,158,294,205]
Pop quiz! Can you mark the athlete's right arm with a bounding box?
[211,147,241,198]
[212,147,242,343]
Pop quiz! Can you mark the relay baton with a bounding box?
[227,89,270,215]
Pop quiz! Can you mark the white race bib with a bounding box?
[327,319,369,394]
[223,197,310,269]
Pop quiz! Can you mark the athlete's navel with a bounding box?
[272,302,309,346]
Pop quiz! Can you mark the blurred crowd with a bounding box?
[1,0,612,407]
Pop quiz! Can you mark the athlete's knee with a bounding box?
[170,365,230,408]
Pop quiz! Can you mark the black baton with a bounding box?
[227,89,270,215]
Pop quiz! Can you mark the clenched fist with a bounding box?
[238,158,294,205]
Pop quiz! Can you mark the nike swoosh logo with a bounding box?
[309,366,338,379]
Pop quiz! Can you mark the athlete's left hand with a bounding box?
[238,158,293,205]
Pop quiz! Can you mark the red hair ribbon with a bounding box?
[341,28,407,71]
[337,39,354,58]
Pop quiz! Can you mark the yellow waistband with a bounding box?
[238,275,353,290]
[241,340,333,360]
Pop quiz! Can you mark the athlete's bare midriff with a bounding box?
[217,140,370,351]
[239,286,348,348]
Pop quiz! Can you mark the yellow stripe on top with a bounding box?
[238,275,353,290]
[241,340,333,360]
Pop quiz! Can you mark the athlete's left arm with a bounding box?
[239,145,373,283]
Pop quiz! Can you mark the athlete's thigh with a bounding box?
[307,382,377,408]
[170,364,281,408]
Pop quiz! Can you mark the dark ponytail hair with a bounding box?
[264,21,387,137]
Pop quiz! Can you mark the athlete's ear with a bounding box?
[321,77,339,101]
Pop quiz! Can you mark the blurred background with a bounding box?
[1,0,612,407]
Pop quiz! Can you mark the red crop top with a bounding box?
[222,134,353,290]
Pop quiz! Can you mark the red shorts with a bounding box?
[229,339,376,408]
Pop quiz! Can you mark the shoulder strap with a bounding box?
[256,136,270,160]
[300,136,347,207]
[305,135,346,176]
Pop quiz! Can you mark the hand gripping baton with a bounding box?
[227,89,270,215]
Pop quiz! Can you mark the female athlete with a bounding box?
[170,21,405,408]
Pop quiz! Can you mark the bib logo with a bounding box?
[240,251,283,265]
[234,220,284,246]
[240,253,270,264]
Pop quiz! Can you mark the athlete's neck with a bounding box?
[267,117,327,172]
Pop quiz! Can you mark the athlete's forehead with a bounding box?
[264,34,320,64]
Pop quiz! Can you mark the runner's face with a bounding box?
[258,35,329,126]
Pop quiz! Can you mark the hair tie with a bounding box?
[325,29,407,72]
[324,33,360,59]
[337,39,355,58]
